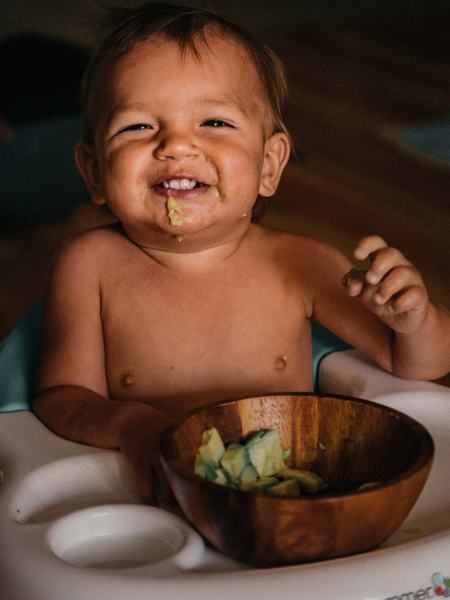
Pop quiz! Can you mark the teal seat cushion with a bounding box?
[0,303,351,413]
[0,301,43,412]
[311,321,352,390]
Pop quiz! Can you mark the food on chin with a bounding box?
[167,196,183,226]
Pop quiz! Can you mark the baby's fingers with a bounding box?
[385,285,428,316]
[372,265,422,306]
[342,268,366,296]
[373,266,428,314]
[364,247,412,286]
[353,235,388,262]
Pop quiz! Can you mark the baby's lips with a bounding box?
[342,268,367,288]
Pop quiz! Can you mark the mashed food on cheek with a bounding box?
[166,196,183,226]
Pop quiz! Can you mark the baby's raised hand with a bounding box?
[342,235,429,334]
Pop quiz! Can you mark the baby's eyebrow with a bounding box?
[103,103,151,132]
[107,103,149,119]
[196,97,249,117]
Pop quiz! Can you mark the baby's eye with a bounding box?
[201,119,233,128]
[119,123,152,133]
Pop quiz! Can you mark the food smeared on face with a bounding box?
[210,185,220,201]
[167,196,183,226]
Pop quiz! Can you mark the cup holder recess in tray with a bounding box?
[8,452,136,524]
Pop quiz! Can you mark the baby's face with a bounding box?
[82,33,289,249]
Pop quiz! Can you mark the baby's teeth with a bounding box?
[180,178,196,190]
[166,178,197,190]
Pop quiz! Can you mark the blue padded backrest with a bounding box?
[0,301,43,412]
[0,302,350,413]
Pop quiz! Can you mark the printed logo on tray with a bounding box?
[432,573,450,597]
[383,573,450,599]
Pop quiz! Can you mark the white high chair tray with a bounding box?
[1,350,449,600]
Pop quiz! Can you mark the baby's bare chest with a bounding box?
[101,267,312,411]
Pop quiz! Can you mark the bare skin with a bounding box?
[34,32,450,503]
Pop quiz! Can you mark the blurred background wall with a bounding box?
[2,0,450,45]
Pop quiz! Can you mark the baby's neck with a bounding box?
[128,229,250,272]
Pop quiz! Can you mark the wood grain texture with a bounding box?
[159,393,434,567]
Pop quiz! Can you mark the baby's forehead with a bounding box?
[88,29,275,141]
[116,31,264,85]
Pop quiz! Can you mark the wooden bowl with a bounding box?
[159,393,434,567]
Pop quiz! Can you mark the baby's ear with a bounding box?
[259,132,290,197]
[74,142,106,205]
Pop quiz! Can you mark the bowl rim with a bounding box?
[159,391,435,501]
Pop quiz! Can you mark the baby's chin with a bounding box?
[141,212,250,253]
[161,198,225,234]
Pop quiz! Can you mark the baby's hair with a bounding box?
[81,1,290,220]
[81,1,289,144]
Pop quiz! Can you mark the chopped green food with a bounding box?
[211,467,228,485]
[269,478,300,497]
[239,464,259,490]
[249,476,279,493]
[279,468,327,494]
[194,426,329,496]
[356,481,379,491]
[220,443,248,483]
[198,427,225,466]
[283,448,292,462]
[401,527,425,538]
[194,453,212,478]
[245,429,286,477]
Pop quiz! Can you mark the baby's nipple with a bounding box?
[274,355,288,371]
[121,371,135,388]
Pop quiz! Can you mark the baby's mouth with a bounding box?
[153,177,208,196]
[152,177,221,227]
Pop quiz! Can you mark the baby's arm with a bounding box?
[33,233,170,503]
[34,386,171,503]
[342,235,450,379]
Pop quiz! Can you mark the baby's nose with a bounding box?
[154,130,200,161]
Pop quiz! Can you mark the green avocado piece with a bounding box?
[211,467,228,485]
[239,463,259,490]
[283,448,292,462]
[197,427,226,467]
[194,455,228,485]
[249,476,279,493]
[269,478,300,497]
[279,468,327,494]
[246,429,287,477]
[357,481,379,491]
[194,454,218,480]
[220,443,248,483]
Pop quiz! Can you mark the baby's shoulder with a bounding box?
[51,224,126,275]
[258,227,349,269]
[60,223,123,254]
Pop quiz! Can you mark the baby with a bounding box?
[34,2,450,502]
